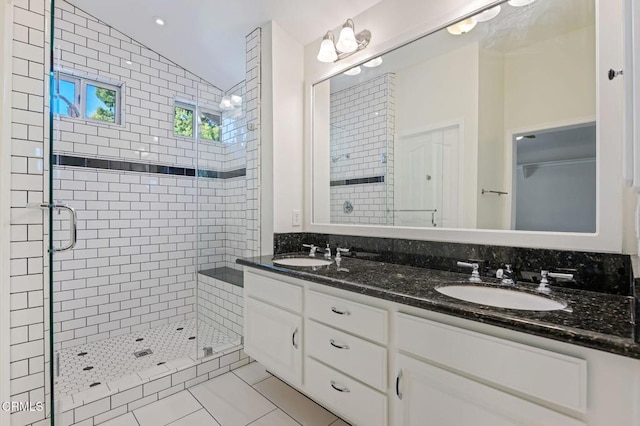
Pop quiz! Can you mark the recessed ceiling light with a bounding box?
[446,18,477,35]
[343,66,361,76]
[154,17,165,26]
[508,0,536,6]
[474,5,501,22]
[363,57,383,68]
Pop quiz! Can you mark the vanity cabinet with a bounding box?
[394,313,587,426]
[242,268,640,426]
[394,353,584,426]
[244,272,303,386]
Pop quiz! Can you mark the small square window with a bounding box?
[174,105,194,137]
[85,83,117,123]
[200,111,221,142]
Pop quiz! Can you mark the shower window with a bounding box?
[174,102,195,137]
[53,72,122,124]
[199,110,221,142]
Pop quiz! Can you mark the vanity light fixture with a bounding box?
[316,19,371,63]
[343,66,361,76]
[363,57,383,68]
[219,94,243,111]
[508,0,536,6]
[446,18,478,35]
[154,17,165,26]
[474,5,502,22]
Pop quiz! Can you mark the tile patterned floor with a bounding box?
[56,319,240,398]
[102,362,350,426]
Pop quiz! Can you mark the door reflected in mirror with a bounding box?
[312,0,597,233]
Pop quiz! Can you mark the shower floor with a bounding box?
[55,319,239,399]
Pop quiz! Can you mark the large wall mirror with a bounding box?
[311,0,611,240]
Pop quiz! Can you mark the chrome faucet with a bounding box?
[324,244,332,259]
[457,261,481,283]
[497,264,516,285]
[302,244,319,257]
[538,270,574,293]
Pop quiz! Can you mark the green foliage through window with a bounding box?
[200,112,221,141]
[87,85,116,123]
[174,106,194,137]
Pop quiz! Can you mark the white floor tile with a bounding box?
[249,409,300,426]
[100,412,139,426]
[233,362,272,386]
[133,390,201,426]
[168,409,220,426]
[253,377,337,426]
[190,372,275,426]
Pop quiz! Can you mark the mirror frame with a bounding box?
[304,0,624,253]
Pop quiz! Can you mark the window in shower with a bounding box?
[174,101,222,142]
[53,72,122,124]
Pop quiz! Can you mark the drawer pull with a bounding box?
[331,307,351,315]
[329,339,350,350]
[292,328,299,349]
[330,381,350,393]
[396,369,403,400]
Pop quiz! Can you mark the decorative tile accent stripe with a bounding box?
[330,175,385,186]
[53,155,246,179]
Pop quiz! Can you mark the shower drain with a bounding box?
[134,349,153,358]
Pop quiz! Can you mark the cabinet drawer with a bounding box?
[244,271,303,313]
[396,313,587,413]
[305,357,387,426]
[307,290,387,343]
[306,320,387,391]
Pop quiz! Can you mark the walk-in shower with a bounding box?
[48,0,249,417]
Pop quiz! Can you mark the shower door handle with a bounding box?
[34,202,78,252]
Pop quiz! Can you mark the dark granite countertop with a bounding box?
[237,253,640,360]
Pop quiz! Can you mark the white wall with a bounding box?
[261,21,305,248]
[477,49,506,229]
[395,43,479,228]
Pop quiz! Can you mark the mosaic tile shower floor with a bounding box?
[55,319,240,399]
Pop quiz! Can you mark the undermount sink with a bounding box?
[436,285,567,311]
[273,257,333,267]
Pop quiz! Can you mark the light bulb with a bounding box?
[343,66,361,76]
[363,57,383,68]
[154,17,165,26]
[508,0,536,6]
[230,95,242,106]
[219,96,233,110]
[446,18,477,35]
[317,32,338,63]
[336,20,358,53]
[474,5,501,22]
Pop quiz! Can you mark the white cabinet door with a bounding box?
[244,296,302,386]
[393,354,584,426]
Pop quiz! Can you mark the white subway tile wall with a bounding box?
[10,0,48,425]
[196,275,244,339]
[329,73,395,225]
[8,0,261,424]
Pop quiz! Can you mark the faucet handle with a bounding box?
[302,244,319,256]
[457,261,481,283]
[335,247,349,260]
[324,244,332,259]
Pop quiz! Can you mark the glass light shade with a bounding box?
[219,96,233,110]
[363,57,383,68]
[508,0,535,6]
[317,37,338,62]
[336,24,358,53]
[474,5,501,22]
[446,18,477,35]
[343,66,361,76]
